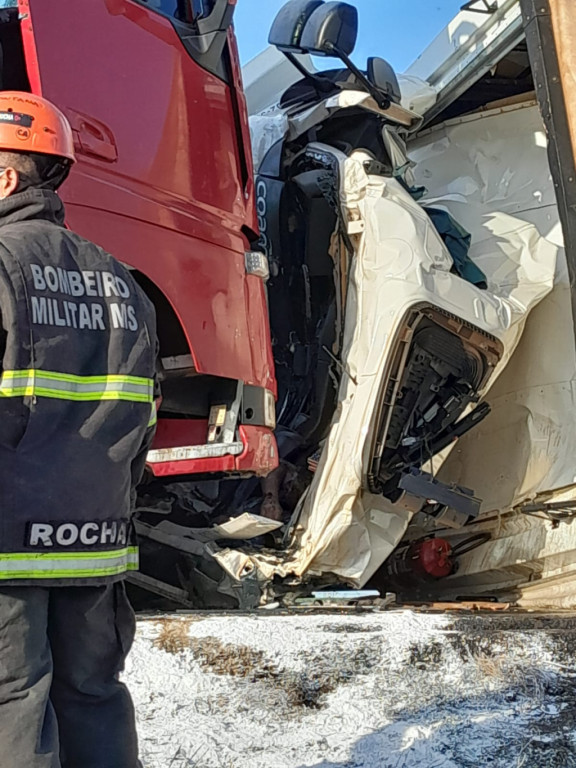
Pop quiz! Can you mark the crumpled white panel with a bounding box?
[249,111,289,173]
[400,102,576,603]
[410,103,576,514]
[247,139,556,586]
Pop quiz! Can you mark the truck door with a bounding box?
[20,0,254,248]
[18,0,274,395]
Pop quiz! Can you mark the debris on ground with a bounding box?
[127,611,576,768]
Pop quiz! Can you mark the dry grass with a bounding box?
[189,636,337,709]
[154,619,192,654]
[475,651,553,701]
[188,636,383,711]
[190,636,277,679]
[475,652,507,680]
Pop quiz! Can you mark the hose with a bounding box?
[451,532,492,558]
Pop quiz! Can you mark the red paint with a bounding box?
[149,423,276,478]
[22,0,278,475]
[152,419,210,450]
[410,539,454,580]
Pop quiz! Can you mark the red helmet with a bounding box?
[0,91,75,162]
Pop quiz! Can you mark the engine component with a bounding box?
[386,537,455,584]
[385,533,491,586]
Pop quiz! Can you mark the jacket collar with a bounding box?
[0,189,65,227]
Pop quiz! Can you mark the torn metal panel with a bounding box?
[177,514,283,544]
[250,90,421,171]
[410,102,574,513]
[239,129,556,588]
[277,151,554,586]
[286,91,419,135]
[127,572,197,608]
[403,100,576,602]
[250,112,289,173]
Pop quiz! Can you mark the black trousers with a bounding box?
[0,582,139,768]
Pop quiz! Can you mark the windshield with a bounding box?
[138,0,216,24]
[192,0,215,19]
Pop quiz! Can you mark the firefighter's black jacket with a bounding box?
[0,189,157,585]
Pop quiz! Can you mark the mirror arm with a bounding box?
[284,51,334,93]
[325,42,391,110]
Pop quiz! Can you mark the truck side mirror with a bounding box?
[300,1,358,57]
[268,0,325,52]
[367,57,402,105]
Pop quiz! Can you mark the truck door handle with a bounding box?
[65,110,118,163]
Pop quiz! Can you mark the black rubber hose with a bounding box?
[451,532,492,558]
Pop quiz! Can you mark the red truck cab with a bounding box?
[10,0,277,478]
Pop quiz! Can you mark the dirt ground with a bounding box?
[126,610,576,768]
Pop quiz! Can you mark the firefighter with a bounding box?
[0,93,158,768]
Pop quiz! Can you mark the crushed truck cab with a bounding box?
[126,0,576,612]
[225,0,575,609]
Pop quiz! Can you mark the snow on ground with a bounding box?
[126,611,576,768]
